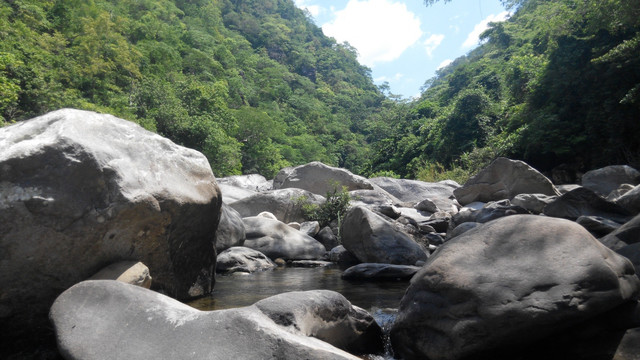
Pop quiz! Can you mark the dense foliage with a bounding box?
[2,0,639,182]
[0,0,385,177]
[374,0,640,181]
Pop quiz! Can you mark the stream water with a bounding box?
[188,265,408,359]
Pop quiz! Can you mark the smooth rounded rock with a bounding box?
[215,247,276,273]
[89,261,152,288]
[230,188,325,223]
[342,263,420,281]
[215,203,246,253]
[391,215,640,360]
[581,165,640,197]
[273,161,373,195]
[243,216,326,260]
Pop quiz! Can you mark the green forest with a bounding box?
[1,0,639,182]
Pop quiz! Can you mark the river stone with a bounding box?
[290,260,334,268]
[342,263,420,281]
[218,183,256,203]
[341,206,428,265]
[243,216,327,260]
[577,215,622,236]
[215,247,276,273]
[617,243,640,276]
[273,161,373,195]
[300,221,321,237]
[615,185,640,214]
[453,157,559,205]
[349,187,402,208]
[329,245,360,266]
[369,177,459,210]
[474,199,530,223]
[316,226,340,251]
[601,214,640,250]
[89,261,152,288]
[215,203,246,253]
[446,222,480,240]
[217,174,271,192]
[544,186,633,223]
[0,109,220,343]
[581,165,640,197]
[229,188,325,223]
[613,328,640,360]
[390,215,640,360]
[608,184,637,201]
[511,193,557,214]
[50,280,372,360]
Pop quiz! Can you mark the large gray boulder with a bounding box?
[391,215,640,360]
[217,183,256,203]
[581,165,640,197]
[615,185,640,214]
[0,109,220,342]
[600,214,640,250]
[510,193,557,214]
[544,186,632,223]
[341,206,428,265]
[88,261,152,288]
[215,203,246,253]
[342,263,420,281]
[229,188,325,223]
[453,157,559,205]
[243,216,327,260]
[369,177,460,211]
[215,247,276,273]
[273,161,373,195]
[50,280,381,360]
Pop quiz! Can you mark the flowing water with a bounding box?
[188,265,408,359]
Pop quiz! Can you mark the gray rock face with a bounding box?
[349,187,402,207]
[341,206,428,265]
[391,215,640,360]
[342,263,420,281]
[544,186,632,223]
[243,216,327,260]
[215,203,246,253]
[453,157,559,205]
[50,280,377,360]
[613,328,640,360]
[617,243,640,277]
[446,222,480,240]
[581,165,640,197]
[273,161,373,195]
[511,193,557,214]
[89,261,152,288]
[329,245,360,266]
[316,226,340,251]
[300,221,321,237]
[369,177,459,210]
[229,188,325,223]
[577,215,622,236]
[217,174,271,192]
[600,214,640,250]
[0,109,220,339]
[215,247,276,273]
[218,183,256,203]
[616,185,640,214]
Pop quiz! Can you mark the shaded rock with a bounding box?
[391,215,640,360]
[582,165,640,197]
[613,328,640,360]
[544,187,632,223]
[0,109,220,343]
[369,177,459,211]
[511,193,557,214]
[89,261,152,288]
[329,246,360,266]
[556,184,582,194]
[369,205,402,219]
[453,157,559,205]
[217,174,271,192]
[230,188,325,223]
[300,221,321,237]
[616,185,640,214]
[215,203,246,253]
[218,183,256,204]
[342,263,420,281]
[290,260,334,268]
[607,184,636,201]
[425,233,445,246]
[273,161,373,195]
[396,207,431,223]
[243,216,326,260]
[215,247,276,273]
[577,215,622,236]
[446,222,480,240]
[288,222,301,230]
[258,211,278,220]
[415,198,439,213]
[316,226,340,251]
[617,243,640,276]
[341,206,428,265]
[600,214,640,250]
[474,200,529,223]
[50,280,377,360]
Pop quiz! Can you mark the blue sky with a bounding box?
[294,0,510,99]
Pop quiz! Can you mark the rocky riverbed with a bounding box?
[2,109,640,359]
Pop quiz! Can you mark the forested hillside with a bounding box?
[0,0,387,177]
[371,0,640,181]
[2,0,639,182]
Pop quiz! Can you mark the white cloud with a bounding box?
[437,59,453,70]
[375,73,404,82]
[294,0,322,17]
[322,0,423,67]
[424,34,445,58]
[462,11,511,49]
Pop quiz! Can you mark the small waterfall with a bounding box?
[363,307,398,360]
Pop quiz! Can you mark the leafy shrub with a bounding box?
[298,183,352,230]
